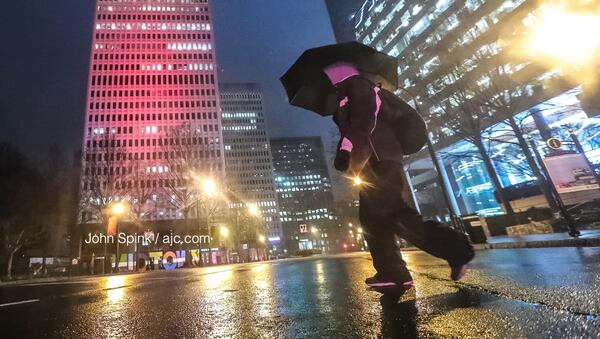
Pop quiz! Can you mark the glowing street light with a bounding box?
[111,202,126,215]
[202,179,217,195]
[258,235,266,243]
[352,176,363,186]
[248,205,260,216]
[311,227,318,234]
[525,6,600,64]
[219,227,229,237]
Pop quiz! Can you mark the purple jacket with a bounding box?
[331,74,404,174]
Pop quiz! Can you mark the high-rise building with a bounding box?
[80,0,224,223]
[324,0,364,42]
[219,83,283,250]
[270,137,338,253]
[343,0,600,218]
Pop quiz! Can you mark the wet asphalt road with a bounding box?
[1,248,599,338]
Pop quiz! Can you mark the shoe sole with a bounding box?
[366,280,414,288]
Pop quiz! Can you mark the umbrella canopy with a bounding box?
[280,41,398,116]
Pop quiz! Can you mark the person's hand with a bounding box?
[334,150,350,172]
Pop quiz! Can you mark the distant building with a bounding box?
[324,0,364,42]
[270,137,338,253]
[220,83,283,251]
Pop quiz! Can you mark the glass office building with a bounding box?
[270,137,337,253]
[344,0,600,218]
[220,83,283,247]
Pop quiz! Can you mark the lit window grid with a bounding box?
[220,85,283,239]
[80,0,224,222]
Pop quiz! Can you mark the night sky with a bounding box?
[0,0,337,159]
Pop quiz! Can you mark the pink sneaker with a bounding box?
[450,264,468,281]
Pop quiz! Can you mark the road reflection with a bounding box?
[105,275,127,303]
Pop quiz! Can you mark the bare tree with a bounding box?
[126,158,155,264]
[475,56,560,211]
[160,124,206,224]
[195,186,223,265]
[79,132,129,224]
[129,158,155,222]
[410,70,516,215]
[0,143,49,279]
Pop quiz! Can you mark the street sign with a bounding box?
[546,138,563,150]
[299,224,308,234]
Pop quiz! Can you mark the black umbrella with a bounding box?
[280,41,398,116]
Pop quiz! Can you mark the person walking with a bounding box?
[325,62,474,290]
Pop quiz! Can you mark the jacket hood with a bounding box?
[324,63,359,85]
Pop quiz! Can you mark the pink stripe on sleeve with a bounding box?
[340,137,353,152]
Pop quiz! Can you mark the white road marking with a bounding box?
[23,281,91,286]
[0,299,40,307]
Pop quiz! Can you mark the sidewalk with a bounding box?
[474,229,600,250]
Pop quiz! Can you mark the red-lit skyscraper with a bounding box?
[80,0,224,223]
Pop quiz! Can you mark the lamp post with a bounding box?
[200,179,218,265]
[247,204,263,261]
[110,202,127,272]
[219,226,229,264]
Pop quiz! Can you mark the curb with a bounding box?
[473,237,600,250]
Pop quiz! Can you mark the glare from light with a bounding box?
[202,180,217,195]
[248,205,260,216]
[311,227,318,234]
[258,235,266,243]
[527,7,600,64]
[353,177,363,186]
[112,202,126,215]
[105,275,127,303]
[219,227,229,237]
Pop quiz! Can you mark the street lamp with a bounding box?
[202,179,217,195]
[258,235,266,243]
[220,227,230,238]
[248,204,260,216]
[112,202,126,215]
[525,6,600,65]
[109,202,127,273]
[352,176,363,186]
[198,179,219,265]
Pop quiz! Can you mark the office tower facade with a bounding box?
[219,83,283,250]
[346,0,600,218]
[80,0,224,223]
[270,137,338,253]
[324,0,365,42]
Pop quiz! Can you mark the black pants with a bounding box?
[359,159,474,280]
